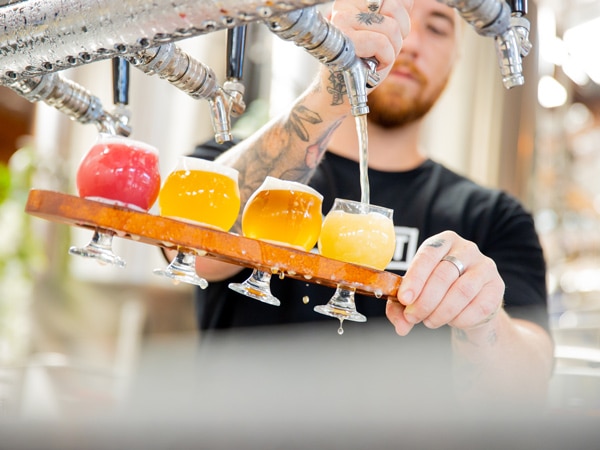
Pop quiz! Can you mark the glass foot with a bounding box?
[153,252,208,289]
[68,231,126,268]
[313,286,367,323]
[313,303,367,322]
[228,270,280,306]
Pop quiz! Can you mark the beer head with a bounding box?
[174,156,239,184]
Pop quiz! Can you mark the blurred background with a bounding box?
[1,0,600,445]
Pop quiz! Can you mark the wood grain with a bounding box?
[25,189,402,299]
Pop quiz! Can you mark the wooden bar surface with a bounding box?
[25,189,402,299]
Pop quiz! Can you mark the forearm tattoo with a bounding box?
[452,327,498,347]
[229,101,341,232]
[285,105,323,143]
[327,70,347,106]
[356,12,385,26]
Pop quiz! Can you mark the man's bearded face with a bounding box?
[367,57,450,128]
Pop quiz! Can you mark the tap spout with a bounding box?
[7,73,131,135]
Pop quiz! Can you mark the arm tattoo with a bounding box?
[356,12,385,26]
[452,327,498,347]
[285,105,323,142]
[327,70,347,106]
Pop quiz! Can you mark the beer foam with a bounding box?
[261,176,323,200]
[177,156,239,182]
[97,133,159,155]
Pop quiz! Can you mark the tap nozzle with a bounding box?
[494,27,524,88]
[8,72,131,135]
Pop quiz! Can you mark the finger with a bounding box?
[449,280,505,330]
[331,0,410,67]
[386,300,414,336]
[403,254,477,325]
[397,231,458,305]
[426,256,504,329]
[420,270,483,329]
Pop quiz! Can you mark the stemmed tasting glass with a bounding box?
[153,156,240,288]
[69,133,161,267]
[314,199,395,330]
[228,176,323,306]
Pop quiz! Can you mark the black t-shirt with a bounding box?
[190,141,549,332]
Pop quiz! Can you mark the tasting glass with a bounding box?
[228,176,323,306]
[69,133,161,267]
[153,156,240,288]
[314,198,395,324]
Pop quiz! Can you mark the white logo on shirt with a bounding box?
[386,226,419,272]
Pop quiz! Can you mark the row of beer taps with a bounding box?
[0,0,531,143]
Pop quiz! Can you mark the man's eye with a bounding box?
[427,24,451,36]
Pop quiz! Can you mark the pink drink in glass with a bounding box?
[76,134,161,211]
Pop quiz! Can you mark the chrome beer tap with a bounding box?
[127,43,244,143]
[439,0,531,88]
[265,6,380,117]
[7,73,132,136]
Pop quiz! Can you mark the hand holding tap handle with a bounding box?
[266,6,379,117]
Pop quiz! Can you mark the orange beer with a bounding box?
[158,156,240,231]
[241,177,323,251]
[318,199,395,270]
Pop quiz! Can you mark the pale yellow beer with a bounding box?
[318,199,395,270]
[158,157,240,231]
[241,177,323,251]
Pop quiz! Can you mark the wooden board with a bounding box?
[25,189,402,299]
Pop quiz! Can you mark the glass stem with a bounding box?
[89,230,115,250]
[170,251,196,270]
[331,286,357,312]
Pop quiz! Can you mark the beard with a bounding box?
[367,59,449,129]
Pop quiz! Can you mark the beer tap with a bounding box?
[127,43,243,143]
[265,6,380,117]
[7,72,132,136]
[224,26,248,120]
[440,0,531,88]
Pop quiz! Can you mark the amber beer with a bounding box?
[241,177,323,251]
[318,199,395,270]
[158,156,240,231]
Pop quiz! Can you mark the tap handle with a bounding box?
[226,25,247,81]
[112,57,130,106]
[507,0,527,15]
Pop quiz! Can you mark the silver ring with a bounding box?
[367,0,382,13]
[441,255,465,277]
